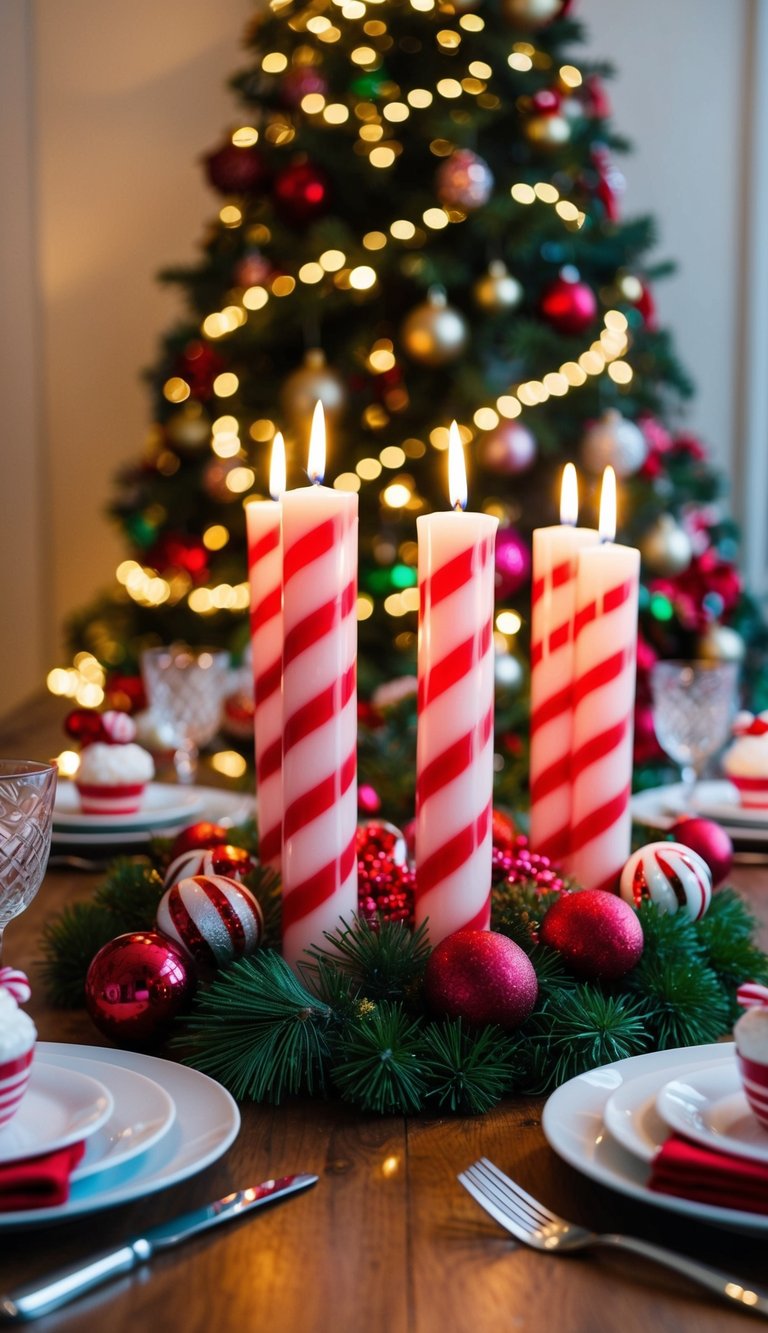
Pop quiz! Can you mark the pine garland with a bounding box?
[420,1020,524,1115]
[331,1002,426,1115]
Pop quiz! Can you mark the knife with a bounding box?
[0,1173,318,1323]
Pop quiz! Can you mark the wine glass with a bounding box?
[0,760,57,961]
[650,660,739,809]
[141,645,229,784]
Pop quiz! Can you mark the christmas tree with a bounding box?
[58,0,765,805]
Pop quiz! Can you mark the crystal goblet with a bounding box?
[0,760,57,961]
[141,646,229,784]
[650,660,739,808]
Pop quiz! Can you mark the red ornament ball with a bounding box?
[281,66,328,108]
[156,874,264,970]
[495,527,531,597]
[669,817,734,889]
[85,931,195,1049]
[539,889,644,980]
[204,141,271,195]
[492,809,517,851]
[233,250,272,289]
[541,271,598,335]
[64,708,108,746]
[357,821,414,928]
[163,844,257,890]
[435,149,494,211]
[620,842,712,920]
[424,929,538,1030]
[273,160,330,226]
[169,821,231,860]
[480,421,537,475]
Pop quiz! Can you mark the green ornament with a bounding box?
[351,69,389,99]
[125,512,159,549]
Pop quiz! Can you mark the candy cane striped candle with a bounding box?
[567,467,640,892]
[529,464,598,862]
[415,422,498,945]
[245,432,286,875]
[280,403,358,969]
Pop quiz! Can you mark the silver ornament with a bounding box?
[580,409,648,478]
[281,348,346,432]
[473,261,523,313]
[639,514,693,577]
[401,287,468,366]
[697,623,746,663]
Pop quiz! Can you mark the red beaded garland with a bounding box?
[356,821,415,927]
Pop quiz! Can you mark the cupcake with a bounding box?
[722,711,768,810]
[0,972,36,1129]
[67,709,155,816]
[734,1005,768,1130]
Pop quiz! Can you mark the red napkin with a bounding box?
[0,1141,86,1211]
[649,1134,768,1213]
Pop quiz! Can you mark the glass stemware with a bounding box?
[650,660,739,808]
[0,760,57,961]
[141,646,229,784]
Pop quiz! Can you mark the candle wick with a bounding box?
[453,499,465,514]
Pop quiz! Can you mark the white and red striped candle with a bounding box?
[280,404,358,969]
[245,432,286,875]
[567,466,640,892]
[529,464,599,861]
[415,422,498,945]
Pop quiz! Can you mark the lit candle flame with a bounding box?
[269,431,286,500]
[560,462,578,526]
[448,420,467,512]
[307,401,326,485]
[599,465,617,542]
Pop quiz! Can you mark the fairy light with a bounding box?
[423,207,449,229]
[383,101,409,121]
[608,360,633,384]
[301,93,327,114]
[508,51,533,71]
[213,372,239,397]
[390,219,415,240]
[324,103,350,123]
[436,78,462,98]
[271,275,296,297]
[320,249,346,270]
[56,750,81,777]
[360,124,384,142]
[357,595,374,620]
[559,64,582,88]
[496,610,523,636]
[369,341,396,371]
[211,432,240,458]
[226,465,255,493]
[369,146,396,168]
[334,472,362,492]
[163,377,190,403]
[407,88,433,107]
[534,182,558,204]
[459,13,484,29]
[357,457,383,480]
[469,60,492,78]
[219,205,242,227]
[380,445,405,467]
[211,750,247,778]
[203,524,230,550]
[232,126,258,146]
[262,52,288,73]
[351,45,377,64]
[437,29,461,49]
[242,286,268,310]
[383,481,411,507]
[511,183,536,204]
[299,262,324,284]
[349,265,377,289]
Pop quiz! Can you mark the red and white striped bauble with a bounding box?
[414,517,497,944]
[0,968,31,1004]
[100,710,137,743]
[619,841,712,920]
[280,485,358,969]
[163,845,256,890]
[246,499,283,874]
[155,874,263,969]
[0,1050,34,1128]
[737,981,768,1010]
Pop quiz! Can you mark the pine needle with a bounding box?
[38,902,116,1008]
[527,987,650,1093]
[421,1019,523,1114]
[331,1002,426,1114]
[302,915,430,1004]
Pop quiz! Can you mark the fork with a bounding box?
[458,1158,768,1318]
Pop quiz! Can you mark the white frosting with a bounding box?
[0,989,36,1062]
[723,736,768,779]
[77,742,154,785]
[735,1006,768,1062]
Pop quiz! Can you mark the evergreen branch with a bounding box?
[331,1002,426,1114]
[38,902,117,1008]
[420,1019,523,1114]
[525,987,651,1094]
[628,955,731,1049]
[92,859,166,932]
[301,915,431,1004]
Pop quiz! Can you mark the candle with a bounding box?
[245,433,286,874]
[529,464,599,861]
[280,404,358,968]
[415,422,498,945]
[566,466,640,892]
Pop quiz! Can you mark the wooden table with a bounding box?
[1,696,767,1332]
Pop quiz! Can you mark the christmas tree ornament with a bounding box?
[64,708,108,746]
[539,889,644,980]
[273,159,330,226]
[619,842,712,920]
[176,341,225,398]
[163,844,257,890]
[492,809,517,851]
[494,651,524,692]
[639,514,693,577]
[222,687,255,739]
[503,0,570,24]
[146,532,209,582]
[281,66,328,109]
[540,270,597,335]
[524,111,571,147]
[669,817,734,889]
[357,821,415,927]
[480,420,537,474]
[435,150,494,211]
[697,622,746,663]
[164,404,211,453]
[156,874,264,969]
[204,140,271,195]
[233,249,273,288]
[582,74,612,119]
[473,261,523,313]
[85,931,195,1048]
[281,349,346,431]
[590,145,625,223]
[580,409,649,477]
[494,527,531,597]
[400,288,468,366]
[424,928,538,1030]
[169,821,231,860]
[203,456,242,503]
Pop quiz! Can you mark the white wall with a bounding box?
[0,0,759,711]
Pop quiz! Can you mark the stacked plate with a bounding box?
[0,1044,240,1227]
[52,782,255,851]
[631,779,768,851]
[543,1041,768,1236]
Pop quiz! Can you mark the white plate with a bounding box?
[631,782,768,846]
[0,1043,240,1226]
[603,1056,730,1163]
[0,1062,113,1164]
[33,1052,176,1183]
[657,1062,768,1164]
[542,1042,768,1236]
[54,781,204,833]
[50,786,255,849]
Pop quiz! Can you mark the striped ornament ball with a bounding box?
[156,874,264,970]
[619,841,712,921]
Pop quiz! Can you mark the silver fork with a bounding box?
[458,1158,768,1318]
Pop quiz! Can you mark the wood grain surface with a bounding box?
[0,694,767,1333]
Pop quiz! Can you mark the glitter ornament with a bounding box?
[619,842,712,920]
[273,159,330,226]
[539,890,644,980]
[424,929,538,1030]
[85,932,195,1048]
[165,404,211,453]
[435,150,494,212]
[541,270,597,335]
[494,527,531,597]
[169,822,231,860]
[473,261,523,313]
[580,409,648,478]
[204,140,271,195]
[669,817,734,889]
[281,349,346,433]
[480,421,537,475]
[163,845,257,890]
[640,514,693,577]
[356,821,415,927]
[156,874,264,969]
[401,288,468,367]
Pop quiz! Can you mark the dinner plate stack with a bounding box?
[52,782,255,850]
[631,780,768,852]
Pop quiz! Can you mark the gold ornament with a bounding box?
[165,404,210,453]
[400,287,467,367]
[639,515,693,577]
[503,0,563,23]
[473,261,523,313]
[280,349,346,434]
[697,623,746,664]
[524,113,571,147]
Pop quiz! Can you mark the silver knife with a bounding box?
[0,1173,318,1323]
